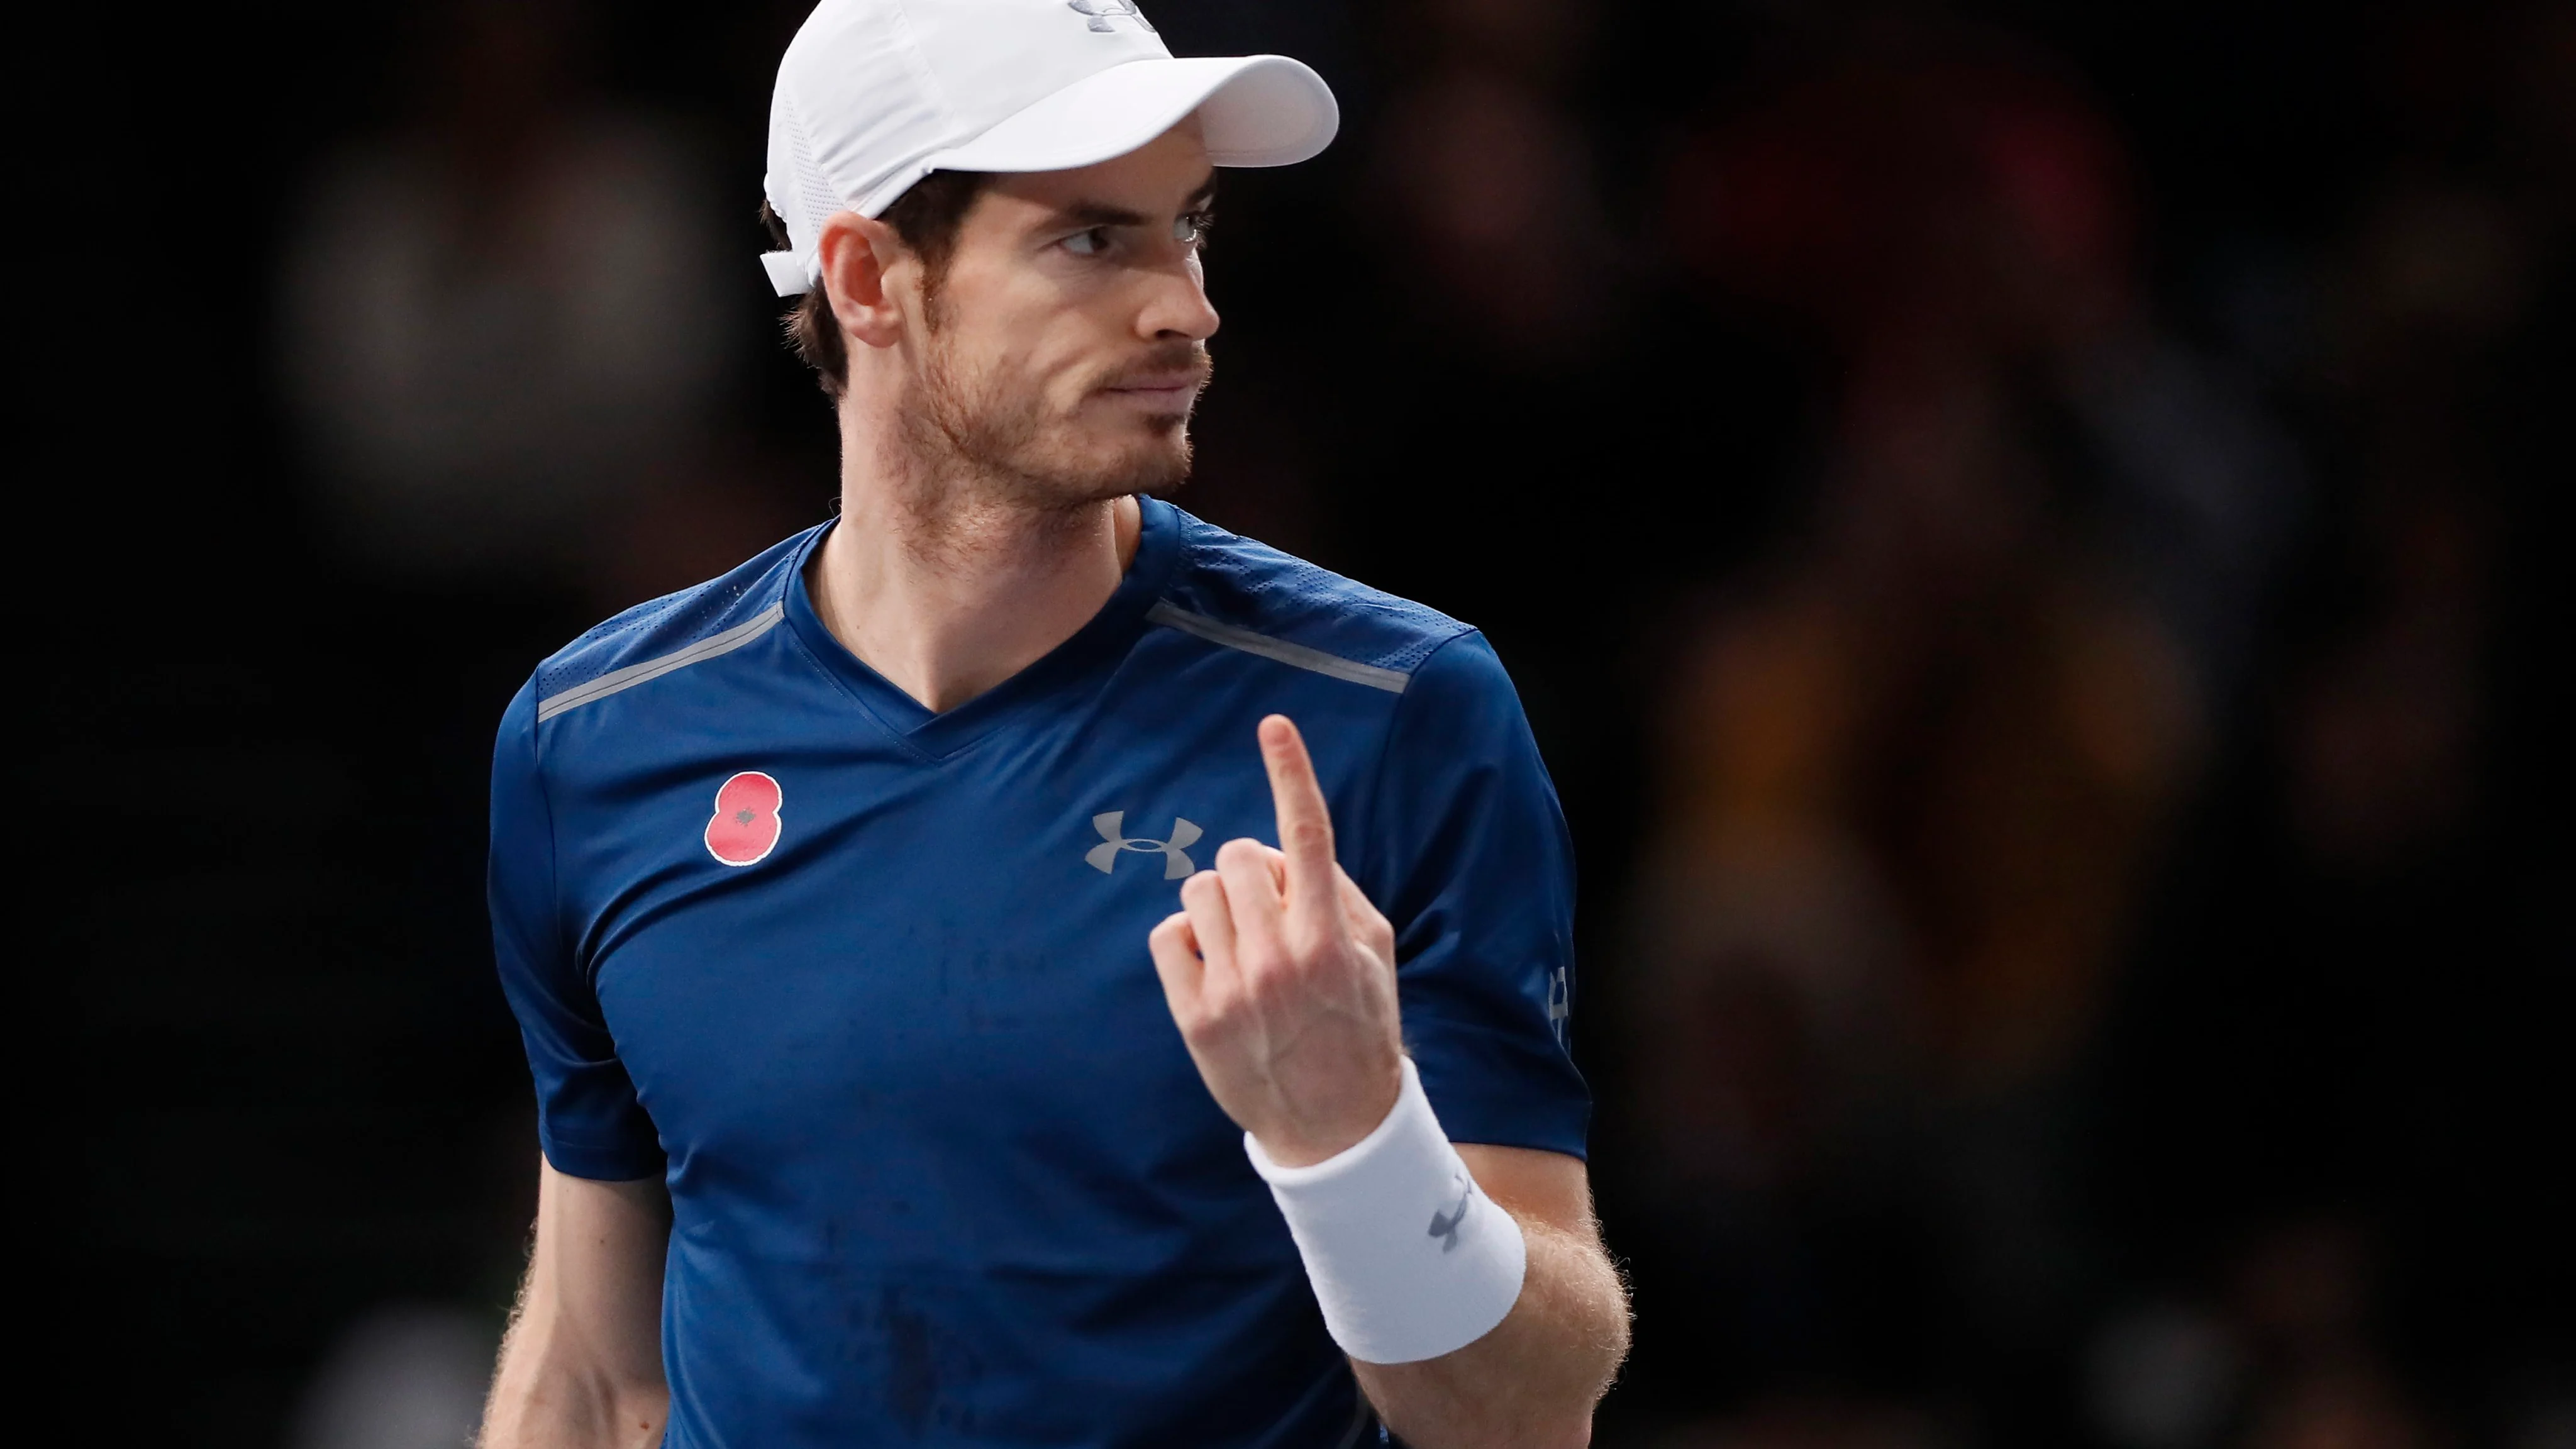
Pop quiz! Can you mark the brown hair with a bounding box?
[760,170,994,397]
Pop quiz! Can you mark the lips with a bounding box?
[1098,345,1212,411]
[1103,372,1208,400]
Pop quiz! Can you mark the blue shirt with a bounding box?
[489,499,1587,1447]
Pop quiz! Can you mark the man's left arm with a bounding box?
[1148,714,1628,1449]
[1353,1143,1629,1446]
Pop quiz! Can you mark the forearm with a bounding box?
[480,1274,670,1449]
[478,1162,672,1449]
[1352,1209,1629,1449]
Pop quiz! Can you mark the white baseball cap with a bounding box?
[760,0,1339,297]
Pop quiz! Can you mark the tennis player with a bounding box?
[477,2,1628,1444]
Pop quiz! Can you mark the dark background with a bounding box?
[37,1,2570,1445]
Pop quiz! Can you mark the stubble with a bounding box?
[903,333,1208,517]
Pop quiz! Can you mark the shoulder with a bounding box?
[1154,506,1484,694]
[525,525,820,724]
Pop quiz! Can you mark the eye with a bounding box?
[1062,227,1110,257]
[1173,211,1213,245]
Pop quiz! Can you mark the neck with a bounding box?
[806,402,1142,714]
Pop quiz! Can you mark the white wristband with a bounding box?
[1245,1057,1528,1365]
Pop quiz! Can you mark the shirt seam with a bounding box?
[525,688,571,993]
[1357,625,1479,897]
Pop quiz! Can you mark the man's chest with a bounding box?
[544,702,1377,1220]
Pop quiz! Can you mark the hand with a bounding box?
[1148,715,1404,1167]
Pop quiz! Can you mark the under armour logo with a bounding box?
[1428,1174,1475,1253]
[1546,966,1570,1047]
[1085,811,1202,879]
[1066,0,1155,33]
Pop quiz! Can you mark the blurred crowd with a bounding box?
[61,0,2568,1445]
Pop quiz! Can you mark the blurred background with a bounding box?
[35,0,2570,1445]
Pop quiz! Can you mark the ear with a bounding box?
[816,210,911,350]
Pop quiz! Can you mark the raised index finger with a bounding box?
[1257,714,1336,920]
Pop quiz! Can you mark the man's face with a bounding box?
[904,123,1220,506]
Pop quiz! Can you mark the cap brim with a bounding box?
[927,55,1337,180]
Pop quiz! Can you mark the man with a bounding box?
[479,1,1628,1445]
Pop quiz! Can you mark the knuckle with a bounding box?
[1188,997,1240,1038]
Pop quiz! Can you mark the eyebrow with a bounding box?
[1052,174,1219,230]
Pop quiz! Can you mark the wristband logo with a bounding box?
[706,771,784,867]
[1428,1173,1475,1252]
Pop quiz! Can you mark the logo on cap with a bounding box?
[705,771,784,867]
[1066,0,1155,33]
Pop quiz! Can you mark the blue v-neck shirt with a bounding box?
[488,499,1587,1447]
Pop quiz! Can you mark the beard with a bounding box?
[902,333,1209,514]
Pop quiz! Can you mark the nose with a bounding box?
[1137,253,1220,344]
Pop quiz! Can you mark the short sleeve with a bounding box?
[489,679,665,1181]
[1358,631,1589,1158]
